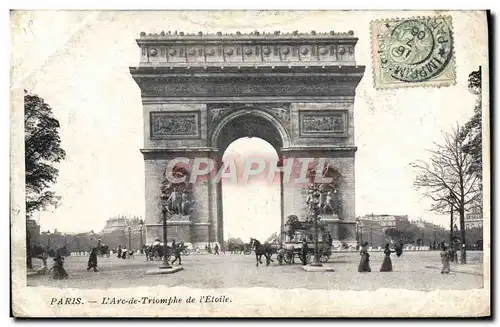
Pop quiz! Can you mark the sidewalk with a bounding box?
[425,263,483,276]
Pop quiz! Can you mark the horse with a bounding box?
[249,238,274,267]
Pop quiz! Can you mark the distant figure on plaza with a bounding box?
[51,249,68,279]
[117,245,122,259]
[327,231,333,247]
[171,239,176,257]
[301,238,309,265]
[87,247,99,272]
[171,242,183,265]
[440,244,451,274]
[36,251,49,275]
[380,243,394,272]
[358,242,371,272]
[207,244,212,254]
[214,244,220,255]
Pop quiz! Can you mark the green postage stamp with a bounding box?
[371,15,456,89]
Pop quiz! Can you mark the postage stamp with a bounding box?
[371,15,456,89]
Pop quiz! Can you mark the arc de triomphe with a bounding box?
[129,30,365,248]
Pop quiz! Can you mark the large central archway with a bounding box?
[131,30,365,249]
[221,137,281,243]
[211,109,288,244]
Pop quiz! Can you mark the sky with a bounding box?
[11,11,488,238]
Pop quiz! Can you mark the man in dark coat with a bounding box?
[171,242,182,265]
[87,247,99,272]
[117,245,122,259]
[214,244,220,255]
[301,238,309,265]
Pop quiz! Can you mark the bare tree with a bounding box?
[410,125,481,264]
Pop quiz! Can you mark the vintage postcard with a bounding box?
[10,10,490,317]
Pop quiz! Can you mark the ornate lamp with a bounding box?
[139,219,144,252]
[307,183,324,267]
[159,191,172,269]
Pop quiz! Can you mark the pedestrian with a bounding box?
[121,247,128,259]
[171,242,182,265]
[87,247,99,272]
[214,243,220,255]
[440,244,451,274]
[117,245,122,259]
[358,241,371,272]
[380,243,394,272]
[327,231,333,247]
[96,239,102,256]
[51,249,68,279]
[301,238,309,265]
[36,252,49,275]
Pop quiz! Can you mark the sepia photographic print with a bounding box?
[10,10,490,317]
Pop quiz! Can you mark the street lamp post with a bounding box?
[139,219,144,249]
[369,223,373,246]
[356,218,360,246]
[159,191,172,269]
[47,230,51,249]
[307,184,323,267]
[128,226,132,251]
[433,230,437,249]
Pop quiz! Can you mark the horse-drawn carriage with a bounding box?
[143,242,190,261]
[279,215,332,265]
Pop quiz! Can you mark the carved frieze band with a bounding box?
[150,111,201,139]
[207,103,291,130]
[299,110,348,137]
[139,79,357,98]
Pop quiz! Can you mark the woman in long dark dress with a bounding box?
[440,244,451,274]
[380,243,394,272]
[358,242,371,272]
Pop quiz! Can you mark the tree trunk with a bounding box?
[26,231,33,270]
[459,209,467,264]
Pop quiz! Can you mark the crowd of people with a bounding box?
[356,241,459,274]
[35,236,461,280]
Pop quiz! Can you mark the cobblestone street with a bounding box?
[27,251,484,290]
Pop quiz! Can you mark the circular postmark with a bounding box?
[378,17,453,83]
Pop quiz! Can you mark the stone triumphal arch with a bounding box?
[130,30,365,248]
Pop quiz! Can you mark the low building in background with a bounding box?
[99,215,145,250]
[356,214,449,248]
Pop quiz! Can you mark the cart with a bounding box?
[279,217,332,265]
